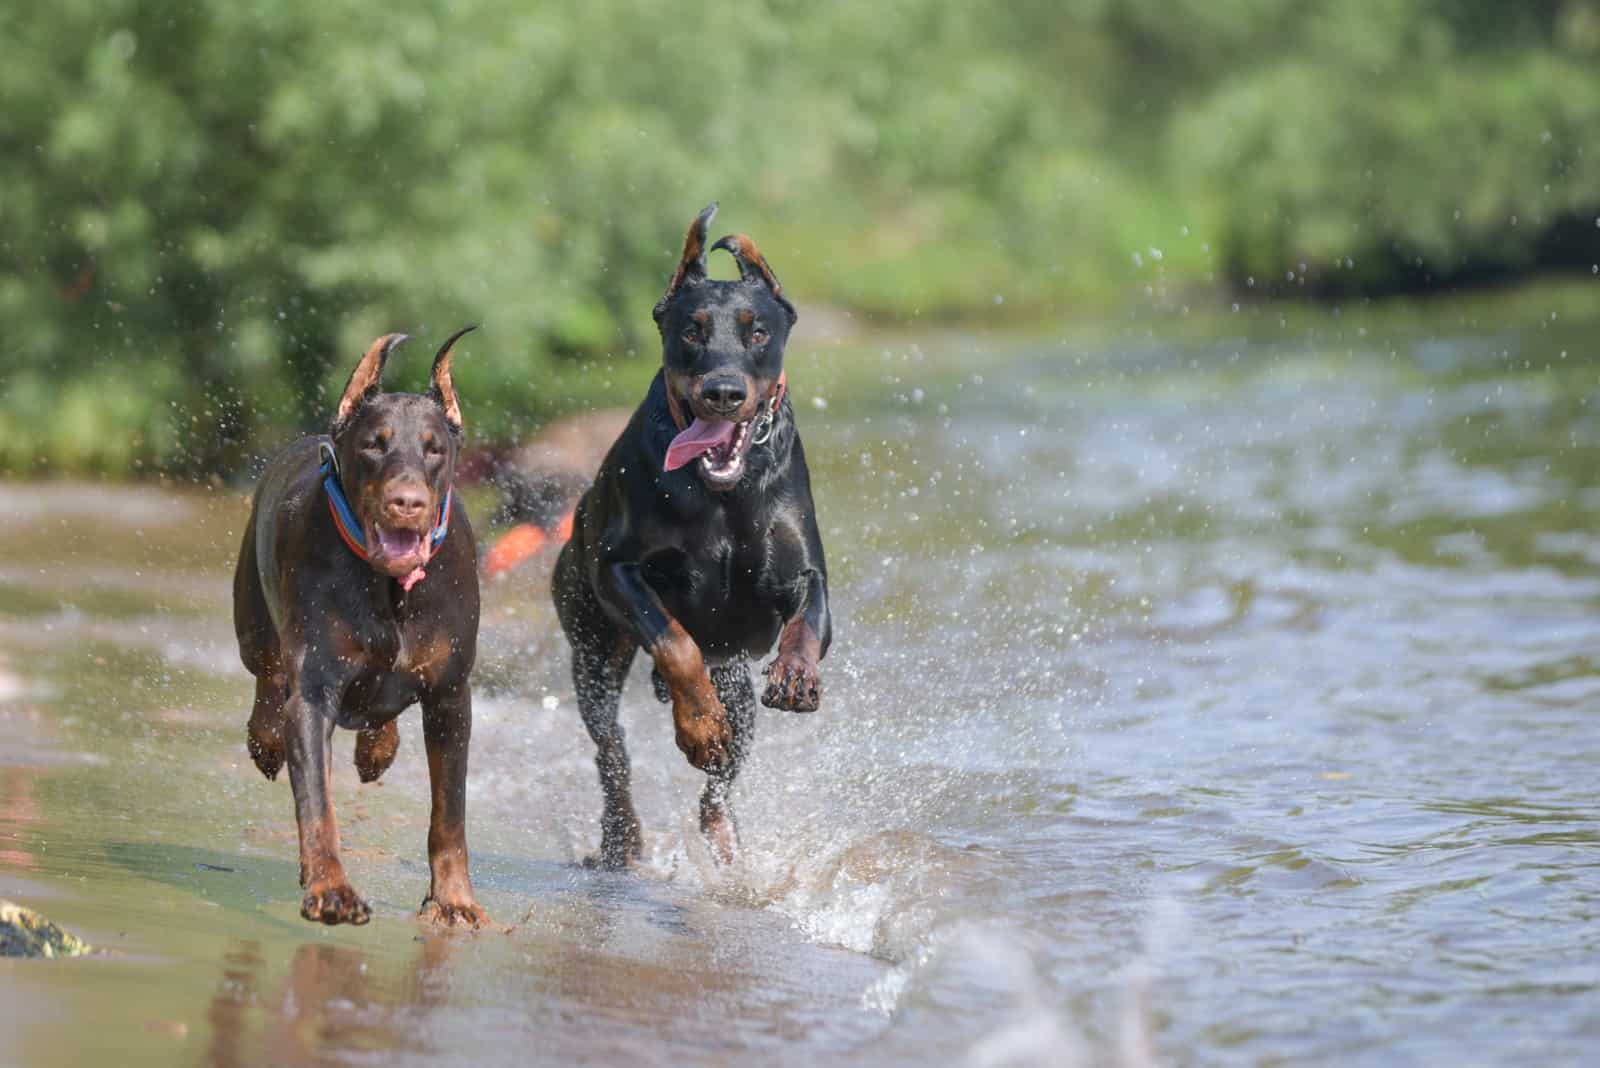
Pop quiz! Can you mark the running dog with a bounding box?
[233,329,487,926]
[553,204,832,866]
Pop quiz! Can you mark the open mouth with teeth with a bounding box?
[365,522,430,577]
[664,413,759,489]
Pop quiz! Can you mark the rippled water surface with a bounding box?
[3,304,1599,1065]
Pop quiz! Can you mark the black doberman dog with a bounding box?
[553,203,832,866]
[233,329,488,927]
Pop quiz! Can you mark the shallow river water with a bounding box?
[3,302,1599,1065]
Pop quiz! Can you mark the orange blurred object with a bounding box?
[481,509,576,579]
[482,523,547,578]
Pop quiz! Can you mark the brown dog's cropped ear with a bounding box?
[429,324,476,437]
[711,233,798,325]
[653,202,718,324]
[333,332,407,436]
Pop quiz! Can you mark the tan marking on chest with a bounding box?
[398,632,456,685]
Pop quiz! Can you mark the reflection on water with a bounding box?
[3,304,1600,1065]
[204,935,460,1067]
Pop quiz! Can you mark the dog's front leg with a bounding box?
[763,567,830,712]
[284,680,370,925]
[601,561,731,772]
[418,681,488,928]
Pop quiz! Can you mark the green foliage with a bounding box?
[3,0,1598,473]
[1171,1,1600,293]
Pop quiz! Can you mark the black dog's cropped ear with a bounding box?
[653,202,718,324]
[429,324,476,437]
[333,332,407,436]
[711,233,798,325]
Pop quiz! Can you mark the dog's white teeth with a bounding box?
[699,450,743,479]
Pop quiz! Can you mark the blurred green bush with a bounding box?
[3,0,1597,473]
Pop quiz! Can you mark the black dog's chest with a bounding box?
[643,540,760,605]
[642,540,783,658]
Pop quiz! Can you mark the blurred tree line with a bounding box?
[3,0,1598,474]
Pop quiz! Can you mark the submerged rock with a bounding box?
[0,900,91,958]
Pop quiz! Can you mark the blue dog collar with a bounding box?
[318,440,452,567]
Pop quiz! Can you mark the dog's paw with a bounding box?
[583,810,644,870]
[673,695,733,773]
[582,840,640,871]
[418,894,490,929]
[353,721,400,783]
[247,725,285,781]
[699,800,738,865]
[301,881,372,926]
[762,653,821,712]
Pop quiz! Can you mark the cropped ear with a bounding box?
[429,324,477,437]
[711,233,798,325]
[653,202,718,324]
[333,333,407,436]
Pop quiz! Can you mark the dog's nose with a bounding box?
[701,376,747,415]
[383,484,429,522]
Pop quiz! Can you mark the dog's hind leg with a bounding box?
[353,720,400,783]
[700,657,756,864]
[236,519,290,780]
[575,635,643,870]
[247,667,289,781]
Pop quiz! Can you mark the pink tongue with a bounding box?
[377,528,422,558]
[665,418,736,471]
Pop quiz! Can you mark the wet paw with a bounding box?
[673,696,733,773]
[582,812,644,870]
[353,721,400,783]
[301,881,372,926]
[761,653,821,712]
[700,808,738,865]
[418,895,490,929]
[247,725,284,780]
[582,843,638,871]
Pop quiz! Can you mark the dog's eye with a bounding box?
[751,327,769,346]
[362,438,385,454]
[423,439,444,457]
[681,328,699,345]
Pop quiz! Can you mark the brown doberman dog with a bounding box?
[233,329,487,927]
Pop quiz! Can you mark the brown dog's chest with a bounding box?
[333,618,460,729]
